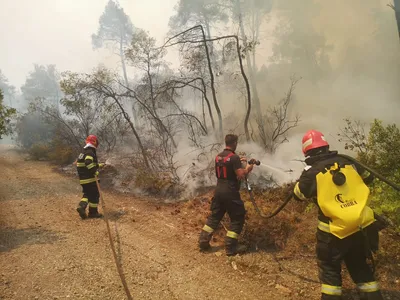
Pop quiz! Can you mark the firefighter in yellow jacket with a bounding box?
[293,130,383,300]
[76,135,104,219]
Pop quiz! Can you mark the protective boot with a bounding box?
[225,237,247,256]
[321,294,342,300]
[76,202,87,219]
[198,230,212,251]
[359,291,384,300]
[88,207,103,218]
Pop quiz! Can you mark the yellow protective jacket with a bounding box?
[293,151,376,239]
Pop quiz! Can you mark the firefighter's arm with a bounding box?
[234,156,253,179]
[293,167,316,201]
[84,155,99,176]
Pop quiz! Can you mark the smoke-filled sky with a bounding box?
[0,0,178,87]
[1,0,399,127]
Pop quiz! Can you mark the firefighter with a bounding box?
[198,134,254,256]
[76,135,104,219]
[293,130,384,300]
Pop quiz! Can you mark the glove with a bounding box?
[99,163,105,168]
[95,171,99,177]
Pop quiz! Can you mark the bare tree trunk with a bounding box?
[112,94,150,169]
[236,0,262,117]
[394,0,400,40]
[199,78,215,130]
[91,80,150,169]
[233,36,252,142]
[164,78,215,130]
[204,20,219,71]
[202,95,207,131]
[119,39,138,127]
[199,26,223,138]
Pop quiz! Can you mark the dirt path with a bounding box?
[0,146,399,300]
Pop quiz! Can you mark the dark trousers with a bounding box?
[316,226,383,300]
[79,182,100,213]
[205,190,246,235]
[199,188,246,255]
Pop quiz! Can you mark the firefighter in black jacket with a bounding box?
[293,130,383,300]
[198,134,254,256]
[76,135,104,219]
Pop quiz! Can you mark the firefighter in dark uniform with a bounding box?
[76,135,104,219]
[293,130,384,300]
[198,134,254,256]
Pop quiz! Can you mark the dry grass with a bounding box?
[179,184,400,291]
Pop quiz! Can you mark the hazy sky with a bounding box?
[0,0,178,88]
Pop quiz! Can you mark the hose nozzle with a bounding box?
[248,159,261,166]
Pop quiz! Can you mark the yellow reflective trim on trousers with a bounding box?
[321,284,342,296]
[81,198,88,203]
[88,202,98,208]
[87,163,97,169]
[318,221,331,233]
[357,281,380,293]
[202,225,214,233]
[80,178,96,184]
[226,231,239,239]
[76,163,86,167]
[85,156,94,161]
[294,182,307,200]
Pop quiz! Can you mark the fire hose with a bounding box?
[95,176,134,300]
[244,176,294,219]
[336,154,400,192]
[245,155,400,219]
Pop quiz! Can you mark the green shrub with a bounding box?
[339,118,400,230]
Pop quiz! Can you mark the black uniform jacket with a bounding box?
[76,147,99,184]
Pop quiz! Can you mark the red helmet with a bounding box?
[301,130,329,155]
[85,135,99,148]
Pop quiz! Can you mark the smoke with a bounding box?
[258,0,400,127]
[165,0,400,197]
[3,0,399,199]
[173,136,304,199]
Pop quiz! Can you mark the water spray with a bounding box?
[259,163,294,174]
[247,159,293,173]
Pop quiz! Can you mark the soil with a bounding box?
[0,145,399,300]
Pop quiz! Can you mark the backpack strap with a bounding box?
[215,152,235,179]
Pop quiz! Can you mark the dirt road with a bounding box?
[1,145,399,300]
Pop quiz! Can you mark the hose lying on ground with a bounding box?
[95,177,134,300]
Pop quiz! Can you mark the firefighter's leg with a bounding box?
[199,195,226,250]
[316,231,343,299]
[87,183,103,218]
[225,194,246,256]
[76,185,89,219]
[344,232,383,300]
